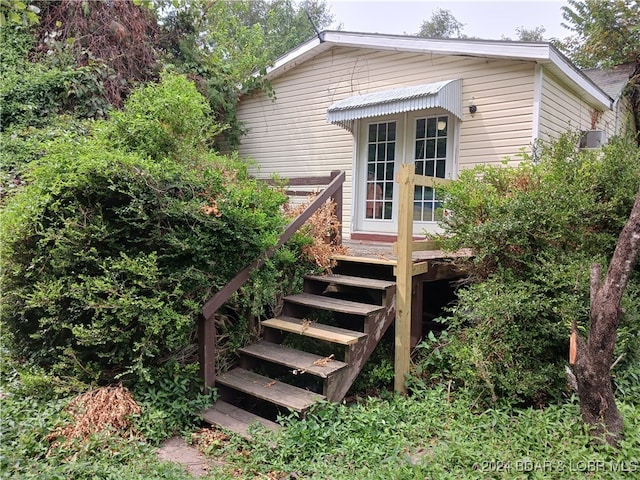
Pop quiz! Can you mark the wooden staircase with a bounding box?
[202,259,396,438]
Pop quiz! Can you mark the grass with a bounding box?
[203,389,640,479]
[1,351,638,479]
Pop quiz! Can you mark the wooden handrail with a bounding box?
[199,170,345,388]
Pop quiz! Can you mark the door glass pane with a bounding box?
[368,124,377,142]
[416,119,425,138]
[378,123,387,141]
[388,122,396,141]
[413,115,449,222]
[387,143,395,161]
[427,118,437,137]
[366,121,396,220]
[437,116,448,135]
[368,144,376,161]
[426,159,434,177]
[386,162,394,180]
[426,139,435,158]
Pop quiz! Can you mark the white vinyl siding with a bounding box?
[539,69,617,142]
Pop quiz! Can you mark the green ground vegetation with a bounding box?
[2,351,639,479]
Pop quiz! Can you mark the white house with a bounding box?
[233,31,634,240]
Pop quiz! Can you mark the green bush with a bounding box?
[0,74,290,383]
[0,116,92,199]
[418,134,640,405]
[107,71,217,161]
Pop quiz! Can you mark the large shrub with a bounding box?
[415,134,640,405]
[0,74,290,383]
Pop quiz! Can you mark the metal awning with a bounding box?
[327,79,463,127]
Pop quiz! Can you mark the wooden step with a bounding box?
[284,292,384,316]
[332,254,397,266]
[304,273,396,291]
[216,368,325,413]
[239,341,347,378]
[262,316,367,345]
[202,400,279,440]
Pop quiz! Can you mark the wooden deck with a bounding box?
[340,239,471,265]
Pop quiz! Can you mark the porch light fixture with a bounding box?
[468,97,477,114]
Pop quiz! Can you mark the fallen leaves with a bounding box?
[201,200,222,217]
[293,354,335,375]
[300,318,313,333]
[46,384,140,450]
[192,427,230,456]
[313,354,335,367]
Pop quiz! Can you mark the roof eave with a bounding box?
[322,30,554,60]
[544,47,613,110]
[264,30,613,111]
[265,34,329,80]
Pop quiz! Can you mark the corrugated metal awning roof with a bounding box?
[327,79,463,126]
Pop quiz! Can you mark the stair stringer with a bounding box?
[324,286,396,401]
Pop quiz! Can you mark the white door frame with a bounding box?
[353,109,458,235]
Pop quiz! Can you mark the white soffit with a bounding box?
[327,79,463,125]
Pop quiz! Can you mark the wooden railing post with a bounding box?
[330,170,343,245]
[199,315,216,390]
[395,164,414,394]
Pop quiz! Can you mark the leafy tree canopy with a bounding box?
[559,0,640,68]
[501,26,547,42]
[417,8,465,38]
[228,0,335,61]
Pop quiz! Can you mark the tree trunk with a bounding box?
[571,183,640,446]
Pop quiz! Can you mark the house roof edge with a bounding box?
[265,30,613,111]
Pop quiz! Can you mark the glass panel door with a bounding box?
[413,115,448,222]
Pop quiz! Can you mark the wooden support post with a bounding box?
[198,315,216,390]
[395,164,414,393]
